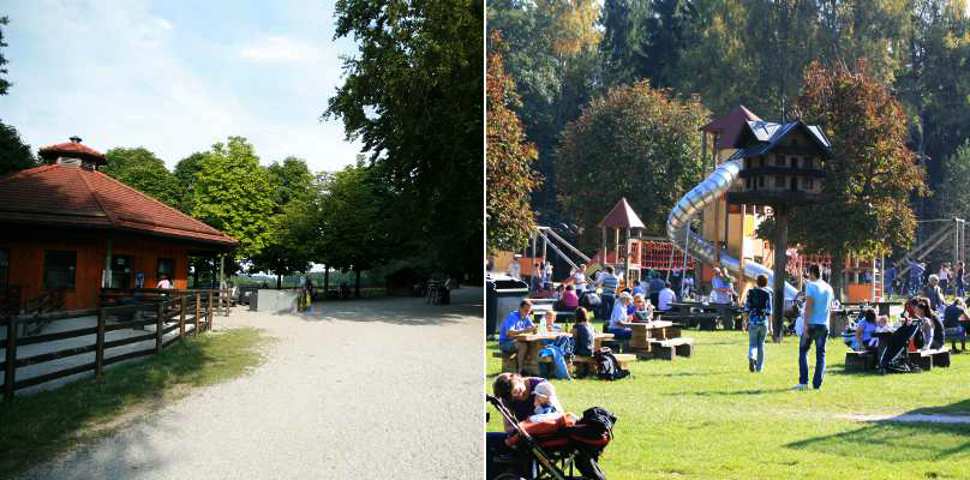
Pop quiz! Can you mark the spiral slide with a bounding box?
[666,152,798,301]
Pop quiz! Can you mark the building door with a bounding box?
[110,255,134,289]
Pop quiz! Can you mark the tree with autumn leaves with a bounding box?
[777,60,928,299]
[487,33,542,253]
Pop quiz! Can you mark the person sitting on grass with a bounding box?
[571,307,596,357]
[499,300,537,373]
[743,274,772,373]
[943,297,968,352]
[486,373,565,475]
[607,292,634,340]
[853,308,880,352]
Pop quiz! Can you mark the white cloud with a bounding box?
[240,36,319,63]
[155,18,174,30]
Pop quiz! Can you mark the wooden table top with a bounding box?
[514,331,615,342]
[628,320,675,329]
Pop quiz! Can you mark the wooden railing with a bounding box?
[2,290,220,400]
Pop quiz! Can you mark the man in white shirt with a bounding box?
[608,292,634,339]
[657,281,676,312]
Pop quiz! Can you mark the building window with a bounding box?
[157,258,175,282]
[110,255,133,289]
[44,251,76,289]
[775,176,785,189]
[0,248,8,287]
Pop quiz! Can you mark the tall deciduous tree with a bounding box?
[0,16,10,96]
[191,137,275,261]
[938,140,970,219]
[326,0,483,280]
[102,147,181,207]
[173,152,206,213]
[556,81,709,248]
[251,157,316,287]
[785,60,928,298]
[487,33,541,253]
[0,120,34,176]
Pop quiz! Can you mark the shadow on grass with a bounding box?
[787,399,970,464]
[668,387,792,397]
[0,328,266,480]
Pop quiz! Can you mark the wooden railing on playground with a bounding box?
[2,289,222,401]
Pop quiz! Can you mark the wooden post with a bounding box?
[207,290,213,331]
[155,301,164,353]
[772,206,789,343]
[194,292,201,336]
[95,308,105,379]
[4,316,16,400]
[179,294,186,338]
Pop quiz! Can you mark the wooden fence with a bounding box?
[2,289,222,400]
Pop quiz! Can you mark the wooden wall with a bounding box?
[0,231,192,311]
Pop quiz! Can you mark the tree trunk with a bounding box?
[276,274,282,290]
[830,249,845,302]
[192,262,199,289]
[354,268,361,298]
[771,207,789,343]
[323,265,330,300]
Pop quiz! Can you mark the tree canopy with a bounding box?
[487,33,541,253]
[325,0,483,279]
[0,120,34,176]
[0,16,10,96]
[102,147,181,207]
[556,81,708,247]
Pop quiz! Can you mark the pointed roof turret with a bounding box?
[598,197,645,229]
[701,105,762,150]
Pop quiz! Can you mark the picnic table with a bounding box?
[664,302,742,330]
[512,331,614,375]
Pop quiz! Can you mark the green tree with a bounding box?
[938,140,970,219]
[782,60,928,299]
[250,157,317,286]
[487,33,542,253]
[0,120,35,176]
[191,137,275,261]
[102,147,181,207]
[555,81,709,247]
[326,0,483,280]
[173,152,206,213]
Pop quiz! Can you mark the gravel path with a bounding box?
[19,288,484,479]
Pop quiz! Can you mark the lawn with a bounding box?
[0,327,269,479]
[486,330,970,480]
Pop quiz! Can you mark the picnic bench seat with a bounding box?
[844,350,878,371]
[658,312,719,330]
[646,337,695,360]
[493,350,518,372]
[908,348,951,371]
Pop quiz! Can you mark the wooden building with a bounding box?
[0,137,237,311]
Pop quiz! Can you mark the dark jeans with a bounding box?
[607,326,632,340]
[799,324,828,389]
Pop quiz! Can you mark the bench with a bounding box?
[492,351,518,372]
[908,348,951,371]
[844,350,878,371]
[659,313,719,330]
[572,353,636,377]
[647,337,694,360]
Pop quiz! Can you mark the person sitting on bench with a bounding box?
[559,284,579,312]
[541,311,561,333]
[499,300,537,373]
[853,309,880,352]
[571,308,596,357]
[943,298,968,352]
[607,292,634,340]
[632,294,654,322]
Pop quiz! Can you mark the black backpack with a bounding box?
[593,347,630,381]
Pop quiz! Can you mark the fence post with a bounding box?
[4,316,16,400]
[179,294,186,339]
[194,292,201,336]
[155,301,164,353]
[207,290,214,331]
[95,307,105,380]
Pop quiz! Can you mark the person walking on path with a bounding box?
[796,264,833,390]
[743,274,772,373]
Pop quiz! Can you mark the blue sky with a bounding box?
[0,0,363,172]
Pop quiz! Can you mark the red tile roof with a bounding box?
[38,139,107,166]
[0,164,237,248]
[598,197,645,229]
[701,105,762,150]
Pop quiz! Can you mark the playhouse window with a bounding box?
[44,250,76,289]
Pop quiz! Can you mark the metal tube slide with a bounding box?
[667,154,799,301]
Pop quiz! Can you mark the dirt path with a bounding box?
[19,288,484,479]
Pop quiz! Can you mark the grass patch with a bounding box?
[0,327,269,479]
[486,330,970,479]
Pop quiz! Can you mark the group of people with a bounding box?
[497,299,601,374]
[885,260,967,298]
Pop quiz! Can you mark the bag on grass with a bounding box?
[593,347,629,381]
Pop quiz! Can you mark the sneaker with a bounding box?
[792,384,808,391]
[748,358,755,372]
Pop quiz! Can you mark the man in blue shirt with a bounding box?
[797,264,834,390]
[499,300,536,373]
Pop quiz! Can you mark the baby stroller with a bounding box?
[486,395,614,480]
